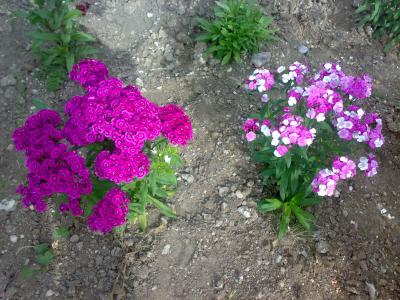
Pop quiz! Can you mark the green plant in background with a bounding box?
[16,0,96,91]
[357,0,400,52]
[20,243,55,279]
[196,0,277,64]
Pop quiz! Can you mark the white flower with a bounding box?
[288,97,297,106]
[261,94,269,103]
[271,139,279,146]
[272,130,280,139]
[164,155,171,164]
[324,63,332,70]
[282,74,290,83]
[374,138,384,148]
[277,66,286,73]
[316,113,326,122]
[282,137,290,145]
[261,125,271,136]
[257,84,266,93]
[317,185,327,196]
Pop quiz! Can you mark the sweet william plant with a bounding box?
[243,62,384,238]
[13,59,193,234]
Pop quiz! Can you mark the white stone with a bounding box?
[9,235,18,243]
[0,199,16,211]
[161,244,171,255]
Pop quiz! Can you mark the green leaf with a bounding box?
[138,213,148,232]
[34,0,45,7]
[156,173,177,186]
[36,250,54,266]
[292,204,314,231]
[34,243,49,255]
[278,204,291,239]
[258,198,283,212]
[284,152,291,168]
[196,34,212,42]
[71,31,96,42]
[64,9,82,21]
[65,52,75,72]
[290,169,300,194]
[279,173,288,201]
[147,195,176,218]
[27,31,60,42]
[221,51,232,65]
[300,196,322,207]
[20,266,35,279]
[32,98,49,109]
[52,227,69,240]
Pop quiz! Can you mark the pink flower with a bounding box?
[340,74,372,99]
[274,145,288,157]
[246,131,257,142]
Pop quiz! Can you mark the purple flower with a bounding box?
[340,74,372,99]
[358,154,378,177]
[332,156,356,179]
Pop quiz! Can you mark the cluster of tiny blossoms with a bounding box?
[12,110,92,213]
[87,188,129,233]
[13,59,193,234]
[332,105,384,149]
[243,61,384,197]
[312,156,357,196]
[67,59,192,185]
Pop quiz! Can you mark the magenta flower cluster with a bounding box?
[65,59,192,185]
[87,188,129,233]
[13,59,193,234]
[305,86,343,122]
[12,110,92,213]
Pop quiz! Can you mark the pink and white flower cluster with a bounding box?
[332,105,384,149]
[312,156,357,196]
[305,85,343,122]
[243,113,316,157]
[245,69,275,93]
[279,61,309,85]
[244,61,384,198]
[358,154,378,177]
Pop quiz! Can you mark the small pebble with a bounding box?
[316,240,330,254]
[9,235,18,243]
[161,244,171,255]
[45,290,55,297]
[298,45,309,54]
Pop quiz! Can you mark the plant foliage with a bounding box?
[197,0,277,64]
[16,0,96,90]
[357,0,400,52]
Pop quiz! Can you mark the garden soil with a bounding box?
[0,0,399,299]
